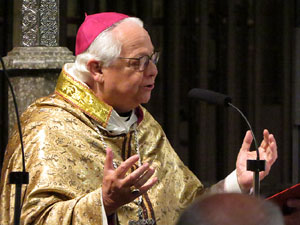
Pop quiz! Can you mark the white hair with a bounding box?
[73,17,144,83]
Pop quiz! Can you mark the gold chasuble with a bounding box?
[0,69,204,225]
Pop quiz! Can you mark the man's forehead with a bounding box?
[113,20,148,38]
[113,21,153,54]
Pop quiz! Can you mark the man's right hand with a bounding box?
[102,148,158,216]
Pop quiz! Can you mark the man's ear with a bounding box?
[87,60,103,82]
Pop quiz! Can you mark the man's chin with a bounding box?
[140,96,152,105]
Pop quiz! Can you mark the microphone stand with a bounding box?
[228,103,266,197]
[9,172,29,225]
[188,88,266,196]
[0,56,29,225]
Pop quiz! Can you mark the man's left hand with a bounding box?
[236,129,277,192]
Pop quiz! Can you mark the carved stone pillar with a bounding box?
[1,0,75,136]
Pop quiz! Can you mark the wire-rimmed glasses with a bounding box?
[118,51,160,71]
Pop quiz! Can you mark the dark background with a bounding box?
[1,0,300,197]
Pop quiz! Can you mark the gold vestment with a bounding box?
[0,69,204,225]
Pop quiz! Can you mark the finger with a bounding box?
[104,148,115,171]
[115,154,139,178]
[263,134,277,162]
[263,129,270,142]
[269,134,277,150]
[122,162,151,186]
[258,142,277,176]
[240,130,253,152]
[258,146,275,165]
[134,167,156,188]
[260,129,270,148]
[138,177,158,194]
[268,138,278,163]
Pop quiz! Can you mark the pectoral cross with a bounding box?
[128,208,155,225]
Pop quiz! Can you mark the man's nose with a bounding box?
[144,60,158,77]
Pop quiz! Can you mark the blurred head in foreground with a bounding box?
[176,193,284,225]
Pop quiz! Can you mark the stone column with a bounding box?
[0,0,75,136]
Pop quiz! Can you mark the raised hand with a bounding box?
[102,148,158,215]
[236,129,278,192]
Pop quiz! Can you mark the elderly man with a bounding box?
[0,12,277,225]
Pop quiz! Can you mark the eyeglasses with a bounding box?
[118,51,160,72]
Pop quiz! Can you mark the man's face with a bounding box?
[100,21,158,113]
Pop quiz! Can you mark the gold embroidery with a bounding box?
[55,69,112,127]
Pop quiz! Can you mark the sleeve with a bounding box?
[27,188,106,225]
[224,170,242,193]
[0,114,110,225]
[204,170,243,195]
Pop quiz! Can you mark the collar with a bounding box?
[105,110,138,135]
[55,64,143,133]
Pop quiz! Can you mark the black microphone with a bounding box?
[188,88,232,106]
[188,88,265,196]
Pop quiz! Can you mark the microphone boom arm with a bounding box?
[188,88,266,196]
[228,102,266,197]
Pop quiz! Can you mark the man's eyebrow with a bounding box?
[132,51,154,58]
